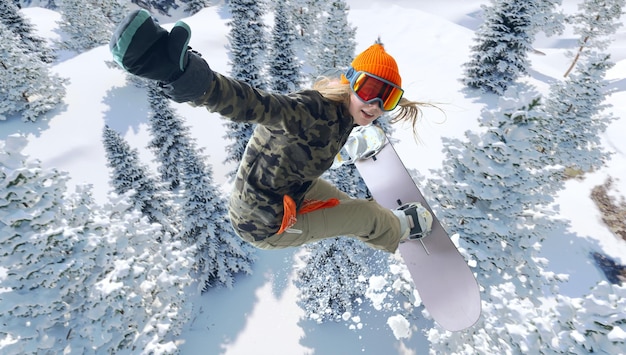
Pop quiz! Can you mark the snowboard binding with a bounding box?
[397,202,433,240]
[331,125,386,168]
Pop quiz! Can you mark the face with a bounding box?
[348,93,383,126]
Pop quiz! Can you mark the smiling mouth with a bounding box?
[362,110,376,119]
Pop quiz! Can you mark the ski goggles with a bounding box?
[345,67,404,111]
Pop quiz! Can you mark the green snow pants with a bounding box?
[251,179,402,253]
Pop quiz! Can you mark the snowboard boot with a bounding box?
[351,124,386,160]
[393,202,433,241]
[331,124,386,169]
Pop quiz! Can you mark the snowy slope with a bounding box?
[3,0,625,353]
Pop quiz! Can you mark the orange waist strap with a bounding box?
[277,195,340,234]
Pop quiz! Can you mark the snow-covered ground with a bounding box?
[3,0,626,353]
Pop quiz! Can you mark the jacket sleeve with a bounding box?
[200,72,333,133]
[162,53,341,134]
[162,54,332,134]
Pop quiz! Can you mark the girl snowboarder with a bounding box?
[110,10,432,253]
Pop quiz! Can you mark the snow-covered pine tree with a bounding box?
[73,192,194,354]
[102,125,176,233]
[0,0,56,63]
[425,85,566,352]
[146,82,256,289]
[150,0,180,17]
[222,0,268,179]
[55,0,113,52]
[448,278,626,353]
[93,0,128,25]
[0,22,66,122]
[183,0,211,15]
[533,0,566,37]
[0,135,191,354]
[296,238,370,323]
[13,0,57,9]
[177,143,256,290]
[290,0,323,51]
[0,135,97,354]
[269,0,302,94]
[313,0,356,76]
[563,0,625,77]
[550,281,626,353]
[462,0,537,94]
[541,52,615,173]
[146,83,190,191]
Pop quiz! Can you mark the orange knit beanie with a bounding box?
[341,43,402,87]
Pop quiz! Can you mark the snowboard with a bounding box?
[353,128,481,332]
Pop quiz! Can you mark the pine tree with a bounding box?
[463,0,536,94]
[56,0,113,52]
[177,143,256,290]
[563,0,625,77]
[70,192,194,353]
[425,85,567,352]
[542,52,615,173]
[535,0,566,36]
[0,0,56,63]
[0,135,94,354]
[145,83,256,289]
[0,22,66,122]
[0,134,191,354]
[291,0,326,73]
[146,83,190,191]
[150,0,180,16]
[183,0,211,15]
[291,0,319,42]
[313,0,356,75]
[93,0,128,25]
[269,0,302,94]
[431,279,626,353]
[223,0,269,178]
[551,281,626,352]
[226,0,268,86]
[102,125,176,233]
[296,238,370,323]
[429,85,558,285]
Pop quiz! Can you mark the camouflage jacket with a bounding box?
[191,70,355,242]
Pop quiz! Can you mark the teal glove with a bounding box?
[110,9,191,83]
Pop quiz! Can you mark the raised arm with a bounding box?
[110,10,327,132]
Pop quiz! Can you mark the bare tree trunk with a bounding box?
[564,14,601,77]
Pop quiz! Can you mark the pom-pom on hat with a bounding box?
[341,42,402,88]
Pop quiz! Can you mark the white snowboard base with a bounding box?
[355,137,481,331]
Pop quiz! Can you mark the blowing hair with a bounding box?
[313,77,435,138]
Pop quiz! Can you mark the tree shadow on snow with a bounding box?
[539,220,606,297]
[607,77,626,93]
[178,248,296,354]
[528,67,561,87]
[297,300,433,354]
[102,82,150,135]
[455,9,485,32]
[460,86,500,111]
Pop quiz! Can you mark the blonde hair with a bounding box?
[312,77,434,137]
